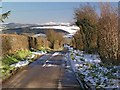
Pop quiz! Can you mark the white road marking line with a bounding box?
[58,80,62,90]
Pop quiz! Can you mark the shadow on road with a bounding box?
[2,51,81,90]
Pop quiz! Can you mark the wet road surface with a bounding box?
[2,51,81,90]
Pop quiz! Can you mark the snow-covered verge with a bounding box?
[10,51,47,68]
[64,45,120,89]
[32,51,47,55]
[1,50,47,81]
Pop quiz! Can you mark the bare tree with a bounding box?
[74,3,98,53]
[97,3,119,64]
[46,30,64,49]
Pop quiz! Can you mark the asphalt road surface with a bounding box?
[2,51,81,90]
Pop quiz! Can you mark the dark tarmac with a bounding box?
[2,51,81,90]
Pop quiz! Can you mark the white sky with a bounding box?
[3,0,120,2]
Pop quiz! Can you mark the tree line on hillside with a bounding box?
[71,3,119,65]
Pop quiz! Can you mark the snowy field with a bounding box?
[31,25,79,34]
[64,45,120,89]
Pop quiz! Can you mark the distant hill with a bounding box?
[1,27,69,35]
[1,22,79,35]
[3,23,37,29]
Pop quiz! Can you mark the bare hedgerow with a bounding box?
[0,34,29,56]
[71,30,84,50]
[74,3,119,65]
[97,3,119,65]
